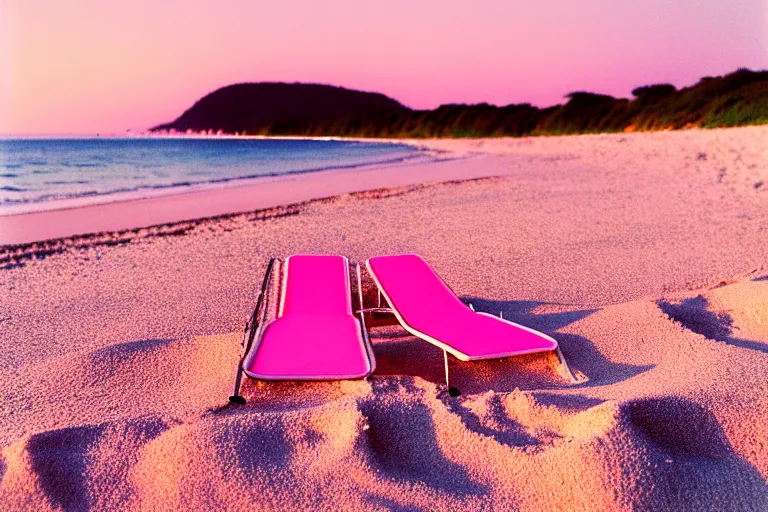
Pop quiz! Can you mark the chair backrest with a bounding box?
[367,254,468,323]
[280,255,352,317]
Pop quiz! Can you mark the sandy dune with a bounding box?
[1,127,767,510]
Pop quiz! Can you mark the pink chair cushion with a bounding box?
[244,255,373,380]
[367,254,557,360]
[280,254,351,316]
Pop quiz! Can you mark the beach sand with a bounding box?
[1,126,767,510]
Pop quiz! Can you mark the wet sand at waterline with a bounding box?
[1,126,767,510]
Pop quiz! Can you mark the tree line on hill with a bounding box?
[151,68,768,138]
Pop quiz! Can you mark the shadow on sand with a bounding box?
[25,417,169,511]
[372,299,653,394]
[357,379,488,497]
[27,425,107,511]
[626,396,768,508]
[658,296,767,353]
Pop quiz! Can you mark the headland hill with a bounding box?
[151,68,768,138]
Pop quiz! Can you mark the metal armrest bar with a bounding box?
[229,257,277,405]
[356,264,376,377]
[355,307,395,314]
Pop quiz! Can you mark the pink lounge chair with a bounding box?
[365,254,577,392]
[230,255,375,403]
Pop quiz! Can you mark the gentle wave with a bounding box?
[0,152,428,206]
[0,138,432,214]
[43,180,91,185]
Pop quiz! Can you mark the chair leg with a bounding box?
[443,349,449,387]
[443,350,461,397]
[356,264,377,377]
[229,322,250,405]
[549,346,586,384]
[229,366,247,405]
[228,258,277,405]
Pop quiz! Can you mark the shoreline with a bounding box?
[2,125,765,246]
[0,148,441,217]
[0,153,498,246]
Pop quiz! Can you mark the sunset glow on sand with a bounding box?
[2,2,768,511]
[2,0,767,134]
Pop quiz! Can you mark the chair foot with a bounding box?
[550,347,586,384]
[448,386,461,397]
[228,395,246,405]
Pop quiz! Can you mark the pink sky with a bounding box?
[1,0,766,135]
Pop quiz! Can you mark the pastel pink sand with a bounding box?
[0,126,767,510]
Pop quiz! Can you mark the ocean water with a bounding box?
[0,137,427,214]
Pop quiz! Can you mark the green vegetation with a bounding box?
[153,69,768,138]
